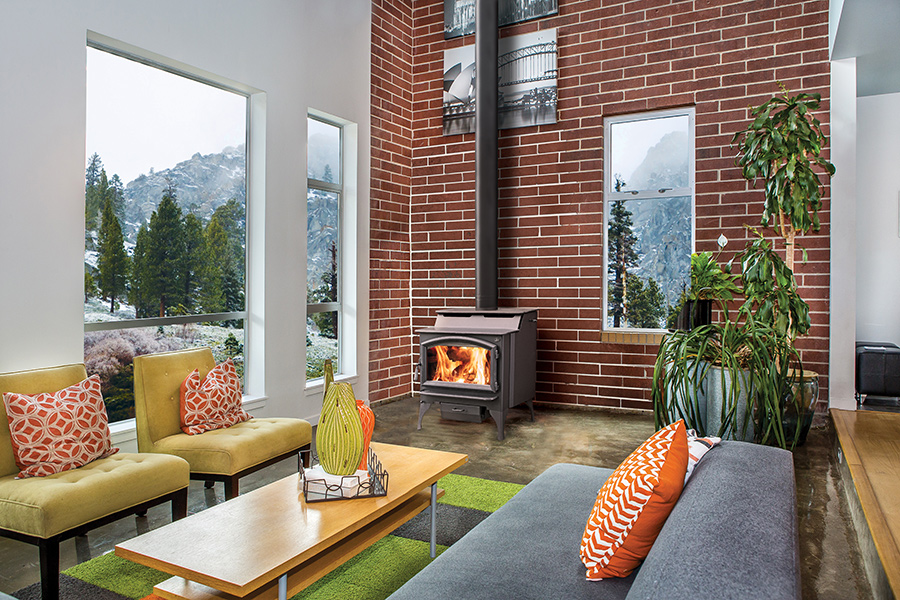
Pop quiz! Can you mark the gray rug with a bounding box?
[14,574,130,600]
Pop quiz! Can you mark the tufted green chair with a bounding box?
[0,363,190,600]
[133,347,312,500]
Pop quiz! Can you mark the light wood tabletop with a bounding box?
[115,442,468,600]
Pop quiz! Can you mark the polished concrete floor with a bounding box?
[0,396,873,599]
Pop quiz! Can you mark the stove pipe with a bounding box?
[475,0,498,311]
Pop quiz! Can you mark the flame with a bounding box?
[430,345,491,385]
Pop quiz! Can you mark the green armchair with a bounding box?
[133,347,312,500]
[0,363,189,600]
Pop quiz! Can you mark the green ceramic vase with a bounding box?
[317,380,365,476]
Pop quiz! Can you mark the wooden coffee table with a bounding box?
[115,442,467,600]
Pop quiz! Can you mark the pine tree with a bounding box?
[85,155,104,230]
[144,180,185,317]
[211,198,246,277]
[607,199,639,327]
[198,215,227,313]
[97,194,129,313]
[129,225,153,318]
[84,267,97,302]
[109,174,126,223]
[322,164,334,183]
[181,212,204,312]
[625,275,666,329]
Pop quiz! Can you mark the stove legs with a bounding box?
[489,409,505,441]
[417,400,432,430]
[527,399,535,422]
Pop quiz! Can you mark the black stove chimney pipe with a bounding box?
[475,0,498,311]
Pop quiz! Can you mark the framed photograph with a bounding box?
[444,0,559,39]
[442,28,557,136]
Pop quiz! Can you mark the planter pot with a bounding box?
[781,369,818,447]
[674,299,713,331]
[665,359,707,434]
[702,363,754,442]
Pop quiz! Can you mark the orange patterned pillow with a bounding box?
[180,359,252,435]
[3,375,118,478]
[581,419,688,579]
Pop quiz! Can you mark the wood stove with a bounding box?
[417,308,537,440]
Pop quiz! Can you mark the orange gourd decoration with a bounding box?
[357,399,375,470]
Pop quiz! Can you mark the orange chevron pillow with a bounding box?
[580,419,688,579]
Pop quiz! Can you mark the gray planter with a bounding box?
[667,359,707,434]
[702,363,754,442]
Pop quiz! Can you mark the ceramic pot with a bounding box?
[702,363,754,442]
[356,399,375,470]
[781,369,818,447]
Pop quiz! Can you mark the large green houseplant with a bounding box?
[732,87,835,443]
[655,87,834,449]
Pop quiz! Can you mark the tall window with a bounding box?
[84,43,248,423]
[307,117,342,379]
[603,108,695,331]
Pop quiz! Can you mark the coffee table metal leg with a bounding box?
[430,483,437,558]
[279,573,287,600]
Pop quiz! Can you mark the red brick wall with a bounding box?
[369,0,414,403]
[370,0,832,410]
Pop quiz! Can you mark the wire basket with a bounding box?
[299,447,389,502]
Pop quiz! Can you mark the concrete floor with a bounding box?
[0,396,873,599]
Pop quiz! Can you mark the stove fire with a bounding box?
[429,346,491,386]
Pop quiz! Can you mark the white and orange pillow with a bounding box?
[685,429,720,484]
[180,359,251,435]
[581,419,688,579]
[3,375,118,478]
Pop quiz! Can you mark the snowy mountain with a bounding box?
[121,145,246,242]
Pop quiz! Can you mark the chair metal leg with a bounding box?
[38,538,59,600]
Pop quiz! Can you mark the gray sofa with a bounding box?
[388,441,799,600]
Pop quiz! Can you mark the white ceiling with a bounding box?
[831,0,900,96]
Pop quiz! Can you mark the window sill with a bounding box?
[600,330,666,345]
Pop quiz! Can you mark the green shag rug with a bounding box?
[19,474,523,600]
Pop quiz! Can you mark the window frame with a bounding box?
[83,38,252,419]
[306,114,345,380]
[84,42,251,336]
[602,106,696,334]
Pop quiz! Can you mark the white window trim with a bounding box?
[84,31,267,415]
[305,110,359,388]
[602,106,696,334]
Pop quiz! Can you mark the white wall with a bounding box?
[829,58,858,410]
[857,92,900,345]
[0,1,371,437]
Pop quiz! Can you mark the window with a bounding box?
[84,43,249,423]
[603,108,695,331]
[307,117,342,380]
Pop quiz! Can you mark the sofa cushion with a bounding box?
[626,441,799,600]
[3,375,118,478]
[582,420,688,579]
[0,452,188,538]
[387,463,637,600]
[153,417,311,475]
[180,359,251,435]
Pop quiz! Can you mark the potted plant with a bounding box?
[654,283,797,445]
[674,249,742,331]
[731,86,835,444]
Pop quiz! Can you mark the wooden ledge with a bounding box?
[832,408,900,599]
